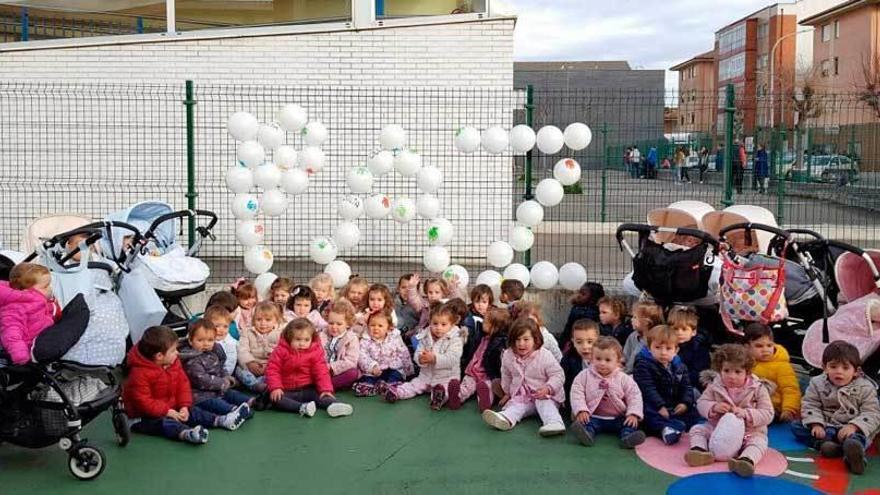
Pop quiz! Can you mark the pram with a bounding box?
[106,202,217,324]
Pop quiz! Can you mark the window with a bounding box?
[835,20,840,38]
[822,24,832,42]
[758,54,769,70]
[690,113,695,124]
[821,59,832,77]
[719,53,746,81]
[757,23,769,39]
[834,57,839,76]
[718,24,747,54]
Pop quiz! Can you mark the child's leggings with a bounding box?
[357,369,405,386]
[690,422,768,463]
[500,398,563,427]
[272,386,336,413]
[331,368,360,391]
[130,408,216,440]
[194,389,253,415]
[394,375,449,400]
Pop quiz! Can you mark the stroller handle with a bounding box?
[823,239,880,282]
[718,222,790,244]
[615,223,720,250]
[784,228,825,241]
[145,209,219,242]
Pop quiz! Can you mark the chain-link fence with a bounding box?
[1,81,878,290]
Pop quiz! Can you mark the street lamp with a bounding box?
[769,28,812,128]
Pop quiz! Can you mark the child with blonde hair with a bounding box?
[308,273,335,316]
[237,301,283,393]
[353,311,413,397]
[340,276,370,314]
[230,279,258,333]
[0,263,59,364]
[269,277,294,306]
[513,301,563,362]
[320,299,360,390]
[623,300,664,373]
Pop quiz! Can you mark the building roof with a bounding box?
[514,61,632,71]
[669,50,716,71]
[800,0,878,25]
[715,1,796,34]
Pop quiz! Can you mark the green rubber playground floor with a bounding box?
[1,393,878,494]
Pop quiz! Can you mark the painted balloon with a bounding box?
[227,112,259,142]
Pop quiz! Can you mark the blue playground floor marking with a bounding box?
[768,423,806,452]
[667,473,822,494]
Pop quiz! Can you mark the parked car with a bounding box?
[785,154,859,183]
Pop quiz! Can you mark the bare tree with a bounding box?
[784,66,826,168]
[857,52,880,120]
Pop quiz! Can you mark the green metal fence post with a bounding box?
[600,123,609,222]
[523,84,534,268]
[722,84,735,207]
[776,126,786,225]
[184,80,197,248]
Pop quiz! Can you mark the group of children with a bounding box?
[96,273,880,476]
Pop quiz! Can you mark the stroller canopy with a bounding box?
[835,249,880,303]
[106,201,177,256]
[21,215,93,254]
[703,205,778,253]
[647,201,716,244]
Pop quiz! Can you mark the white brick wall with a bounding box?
[0,18,519,273]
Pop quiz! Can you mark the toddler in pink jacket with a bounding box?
[0,263,59,365]
[569,337,646,448]
[319,299,360,391]
[685,344,774,478]
[353,311,413,397]
[483,318,566,437]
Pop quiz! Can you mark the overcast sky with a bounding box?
[495,0,776,90]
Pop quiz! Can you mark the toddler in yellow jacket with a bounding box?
[744,323,801,422]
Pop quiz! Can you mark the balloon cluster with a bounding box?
[226,106,328,275]
[453,122,592,292]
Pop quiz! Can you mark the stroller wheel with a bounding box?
[112,411,130,447]
[68,443,106,481]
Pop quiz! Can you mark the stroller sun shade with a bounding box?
[105,201,177,256]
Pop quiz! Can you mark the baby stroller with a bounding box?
[1,224,136,480]
[107,202,217,324]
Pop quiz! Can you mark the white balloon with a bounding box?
[260,188,287,217]
[417,166,443,194]
[333,222,361,249]
[426,218,454,246]
[442,264,470,290]
[536,125,564,154]
[338,195,364,220]
[299,146,326,175]
[302,121,328,147]
[454,126,480,153]
[364,194,391,219]
[324,260,352,288]
[254,272,278,300]
[535,178,564,207]
[393,149,422,177]
[475,270,503,299]
[280,168,309,195]
[231,194,260,220]
[253,162,282,189]
[509,124,536,154]
[276,104,308,133]
[274,145,298,170]
[346,166,374,194]
[481,126,509,154]
[423,246,451,273]
[564,122,592,150]
[244,245,274,275]
[558,262,587,291]
[416,195,441,219]
[257,122,285,151]
[367,150,394,177]
[379,124,407,151]
[237,140,265,168]
[553,158,582,186]
[227,112,259,142]
[487,240,514,268]
[225,166,253,194]
[391,197,417,223]
[530,261,559,290]
[509,225,535,252]
[235,220,264,247]
[503,263,531,287]
[309,237,338,265]
[516,200,544,227]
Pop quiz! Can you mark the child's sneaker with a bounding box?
[538,422,566,437]
[620,430,646,449]
[661,426,682,445]
[570,423,595,446]
[476,380,493,412]
[327,402,353,418]
[299,401,317,417]
[684,447,714,467]
[819,440,842,458]
[446,380,462,410]
[235,402,254,420]
[216,410,245,430]
[482,409,513,431]
[383,386,399,404]
[843,437,866,475]
[179,426,209,444]
[352,382,376,397]
[728,457,755,478]
[429,384,446,411]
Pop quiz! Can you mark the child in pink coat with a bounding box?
[353,311,413,397]
[685,344,774,478]
[319,299,360,390]
[569,337,646,448]
[482,317,566,437]
[0,263,59,365]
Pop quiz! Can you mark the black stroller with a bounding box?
[1,222,140,480]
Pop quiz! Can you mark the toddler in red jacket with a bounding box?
[264,318,354,418]
[123,326,243,444]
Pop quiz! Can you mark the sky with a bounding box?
[494,0,777,91]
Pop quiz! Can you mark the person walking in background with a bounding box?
[714,144,725,181]
[732,139,745,194]
[630,146,642,179]
[673,147,686,185]
[646,146,658,179]
[681,147,692,183]
[698,146,709,184]
[754,144,769,193]
[624,147,632,173]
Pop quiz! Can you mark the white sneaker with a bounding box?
[538,422,566,437]
[299,401,317,417]
[482,410,513,431]
[327,402,353,418]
